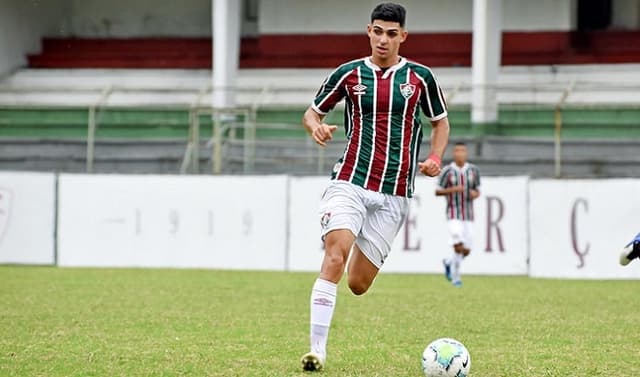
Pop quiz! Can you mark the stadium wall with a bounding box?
[529,179,640,279]
[258,0,576,33]
[66,0,212,37]
[3,172,639,279]
[37,0,576,37]
[56,174,288,269]
[0,172,56,265]
[0,0,68,76]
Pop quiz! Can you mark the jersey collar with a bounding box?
[365,57,407,79]
[450,162,469,171]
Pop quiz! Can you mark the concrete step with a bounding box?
[2,137,640,178]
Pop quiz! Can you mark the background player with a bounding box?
[435,142,480,287]
[300,2,450,372]
[619,232,640,266]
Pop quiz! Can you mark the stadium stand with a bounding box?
[26,31,640,69]
[1,59,640,176]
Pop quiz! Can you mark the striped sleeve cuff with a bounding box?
[311,102,328,116]
[429,111,448,122]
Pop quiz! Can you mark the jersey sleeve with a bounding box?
[437,166,451,189]
[418,69,448,121]
[472,165,481,189]
[311,66,351,115]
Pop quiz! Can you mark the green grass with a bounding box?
[1,267,639,376]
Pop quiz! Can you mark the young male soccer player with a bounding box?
[619,233,640,266]
[300,2,450,371]
[435,142,480,287]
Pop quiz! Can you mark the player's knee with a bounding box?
[324,252,346,269]
[320,250,347,281]
[348,278,370,296]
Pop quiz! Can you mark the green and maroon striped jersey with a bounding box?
[437,162,481,221]
[311,57,448,197]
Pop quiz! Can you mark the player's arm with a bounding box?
[436,185,464,196]
[302,107,338,147]
[470,167,481,199]
[417,68,450,177]
[419,117,450,177]
[434,166,461,196]
[304,66,349,147]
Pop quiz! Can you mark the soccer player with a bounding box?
[619,233,640,266]
[435,142,480,287]
[299,2,450,371]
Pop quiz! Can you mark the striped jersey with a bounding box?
[437,162,481,221]
[311,57,448,198]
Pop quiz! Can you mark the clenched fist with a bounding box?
[419,154,442,177]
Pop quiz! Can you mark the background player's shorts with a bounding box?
[319,180,409,269]
[447,219,474,250]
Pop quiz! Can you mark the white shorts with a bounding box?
[319,180,409,269]
[448,219,474,251]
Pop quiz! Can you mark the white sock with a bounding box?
[310,278,337,358]
[452,252,464,282]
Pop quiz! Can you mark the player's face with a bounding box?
[453,145,468,165]
[367,20,407,66]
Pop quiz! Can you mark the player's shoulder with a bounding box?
[329,57,367,77]
[441,163,454,174]
[405,59,438,80]
[467,163,480,172]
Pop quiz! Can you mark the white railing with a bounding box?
[1,81,640,175]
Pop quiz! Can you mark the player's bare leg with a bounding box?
[347,244,380,296]
[302,229,354,371]
[619,232,640,266]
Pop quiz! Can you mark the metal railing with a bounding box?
[1,81,640,176]
[180,106,255,174]
[86,85,112,173]
[553,80,576,178]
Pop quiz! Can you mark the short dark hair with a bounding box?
[371,3,406,28]
[454,142,467,147]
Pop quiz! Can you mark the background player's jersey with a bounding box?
[437,162,481,221]
[312,57,447,198]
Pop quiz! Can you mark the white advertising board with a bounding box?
[287,176,530,275]
[0,172,56,264]
[384,176,529,275]
[529,179,640,279]
[288,176,328,272]
[57,174,288,270]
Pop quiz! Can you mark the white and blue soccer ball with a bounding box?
[421,338,471,377]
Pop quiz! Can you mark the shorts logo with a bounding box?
[352,84,367,95]
[400,83,416,99]
[321,212,331,229]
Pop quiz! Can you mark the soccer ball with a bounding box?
[421,338,471,377]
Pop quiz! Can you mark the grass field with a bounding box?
[1,267,639,376]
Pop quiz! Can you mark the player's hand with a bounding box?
[470,189,480,200]
[419,154,441,177]
[310,123,338,147]
[451,185,465,193]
